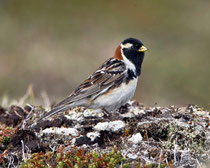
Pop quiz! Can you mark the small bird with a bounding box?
[38,38,147,122]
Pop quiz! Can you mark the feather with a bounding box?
[38,58,127,122]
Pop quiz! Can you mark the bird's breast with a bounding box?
[92,78,138,111]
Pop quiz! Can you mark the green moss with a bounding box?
[160,163,167,168]
[145,163,156,168]
[20,146,129,168]
[57,161,64,168]
[0,125,16,146]
[122,163,130,168]
[1,136,10,144]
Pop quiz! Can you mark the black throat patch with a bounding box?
[122,49,145,76]
[125,69,137,83]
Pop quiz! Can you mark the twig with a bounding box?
[21,140,26,162]
[19,84,35,106]
[41,91,51,110]
[21,104,34,129]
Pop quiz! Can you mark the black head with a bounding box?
[121,38,147,76]
[122,38,144,48]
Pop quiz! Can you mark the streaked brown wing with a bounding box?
[54,58,126,108]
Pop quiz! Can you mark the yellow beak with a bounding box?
[138,46,148,52]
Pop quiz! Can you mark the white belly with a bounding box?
[93,78,138,111]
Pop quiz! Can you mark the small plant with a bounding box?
[20,152,47,168]
[0,150,8,164]
[0,125,16,165]
[20,145,129,168]
[0,125,16,145]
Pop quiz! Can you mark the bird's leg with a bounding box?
[102,108,111,118]
[110,108,124,121]
[102,108,124,121]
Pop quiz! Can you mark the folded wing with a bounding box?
[38,58,126,122]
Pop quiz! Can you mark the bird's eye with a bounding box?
[132,45,138,49]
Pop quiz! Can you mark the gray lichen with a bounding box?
[0,101,209,167]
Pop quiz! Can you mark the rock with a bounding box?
[1,103,209,168]
[83,109,104,118]
[93,120,125,132]
[128,133,143,144]
[127,153,138,159]
[86,132,100,141]
[75,136,92,146]
[93,122,109,131]
[42,127,79,136]
[0,105,28,127]
[64,108,84,123]
[10,129,42,153]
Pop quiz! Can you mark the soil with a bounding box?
[0,101,209,167]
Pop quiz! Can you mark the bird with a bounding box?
[38,38,147,122]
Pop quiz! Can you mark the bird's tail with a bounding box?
[37,105,71,123]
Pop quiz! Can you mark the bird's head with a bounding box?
[114,38,148,76]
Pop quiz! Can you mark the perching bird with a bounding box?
[38,38,147,122]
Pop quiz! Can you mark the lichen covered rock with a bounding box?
[0,102,209,167]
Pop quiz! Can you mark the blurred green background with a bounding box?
[0,0,210,108]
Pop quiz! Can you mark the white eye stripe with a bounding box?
[121,43,133,49]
